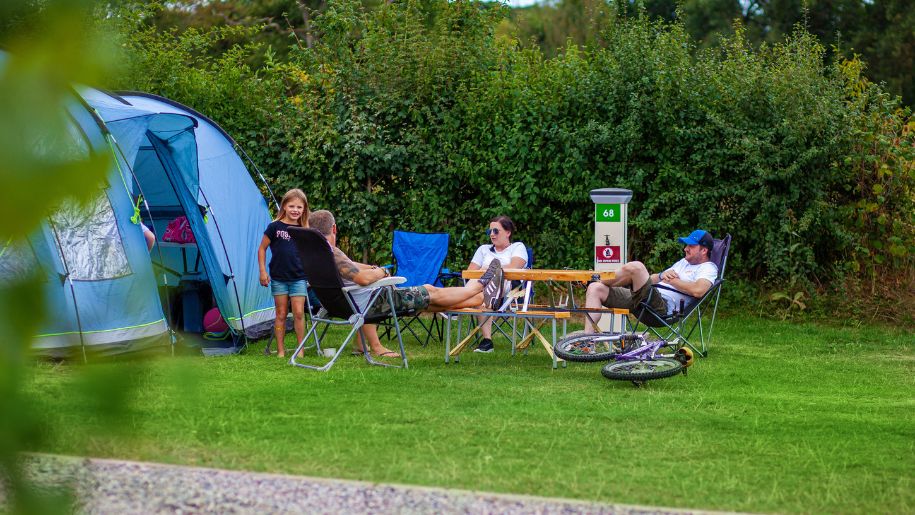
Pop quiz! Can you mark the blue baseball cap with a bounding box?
[678,229,714,251]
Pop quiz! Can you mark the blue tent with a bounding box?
[0,53,170,358]
[82,89,277,345]
[2,48,276,357]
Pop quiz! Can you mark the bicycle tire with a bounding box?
[554,331,625,362]
[601,357,683,382]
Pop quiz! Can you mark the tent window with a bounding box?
[50,192,131,281]
[0,239,39,285]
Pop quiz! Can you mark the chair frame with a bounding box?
[630,234,732,358]
[286,227,408,372]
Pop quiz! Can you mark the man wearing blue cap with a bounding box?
[584,229,718,330]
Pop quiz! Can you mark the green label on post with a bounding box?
[595,204,621,222]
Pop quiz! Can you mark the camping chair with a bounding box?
[287,227,408,371]
[379,230,454,346]
[631,234,732,357]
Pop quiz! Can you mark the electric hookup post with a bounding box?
[590,188,633,331]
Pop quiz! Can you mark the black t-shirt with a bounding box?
[264,220,306,281]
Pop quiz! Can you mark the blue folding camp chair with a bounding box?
[631,234,732,357]
[379,230,455,346]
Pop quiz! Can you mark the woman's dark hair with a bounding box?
[491,215,516,240]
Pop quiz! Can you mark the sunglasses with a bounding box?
[485,228,501,236]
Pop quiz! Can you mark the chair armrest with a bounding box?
[652,283,688,295]
[653,279,721,298]
[437,269,463,286]
[342,276,406,292]
[438,269,462,279]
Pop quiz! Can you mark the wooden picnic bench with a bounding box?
[443,269,629,368]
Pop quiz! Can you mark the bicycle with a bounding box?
[554,331,693,386]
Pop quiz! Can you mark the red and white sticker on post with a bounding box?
[595,245,621,264]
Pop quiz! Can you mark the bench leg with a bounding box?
[449,322,485,357]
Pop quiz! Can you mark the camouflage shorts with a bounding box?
[364,286,431,321]
[602,279,670,327]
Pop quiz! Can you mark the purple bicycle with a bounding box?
[554,331,694,386]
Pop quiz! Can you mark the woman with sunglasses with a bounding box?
[466,215,528,353]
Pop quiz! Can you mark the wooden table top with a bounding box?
[461,268,615,282]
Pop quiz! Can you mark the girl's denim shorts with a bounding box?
[271,279,307,297]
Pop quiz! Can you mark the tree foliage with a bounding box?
[510,0,915,107]
[104,0,914,297]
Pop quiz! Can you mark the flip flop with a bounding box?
[351,350,367,356]
[375,351,401,358]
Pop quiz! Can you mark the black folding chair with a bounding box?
[287,227,408,371]
[632,234,732,358]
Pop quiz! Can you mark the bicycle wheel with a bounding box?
[601,357,683,382]
[554,331,625,362]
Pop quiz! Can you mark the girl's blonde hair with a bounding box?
[275,188,309,226]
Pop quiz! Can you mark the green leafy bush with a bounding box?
[106,0,914,301]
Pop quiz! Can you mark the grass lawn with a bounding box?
[22,315,914,513]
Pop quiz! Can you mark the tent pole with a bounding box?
[234,143,279,211]
[47,221,88,363]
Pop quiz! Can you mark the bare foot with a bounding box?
[373,349,401,358]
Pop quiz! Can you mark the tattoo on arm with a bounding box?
[333,248,360,281]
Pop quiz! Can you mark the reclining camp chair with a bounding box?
[632,234,732,357]
[379,230,454,346]
[287,227,408,371]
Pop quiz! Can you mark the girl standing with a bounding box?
[257,189,309,358]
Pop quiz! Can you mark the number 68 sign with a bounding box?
[594,204,621,222]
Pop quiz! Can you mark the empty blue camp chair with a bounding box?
[380,231,454,346]
[392,230,451,287]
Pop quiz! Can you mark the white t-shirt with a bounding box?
[470,242,528,291]
[343,277,373,312]
[471,242,528,268]
[656,258,718,314]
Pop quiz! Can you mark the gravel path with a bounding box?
[5,454,745,514]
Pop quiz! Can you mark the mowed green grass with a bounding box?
[22,315,914,513]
